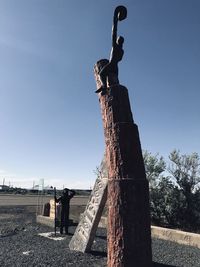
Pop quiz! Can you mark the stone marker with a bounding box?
[49,199,61,220]
[94,5,152,267]
[69,176,107,252]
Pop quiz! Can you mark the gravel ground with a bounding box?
[0,206,200,267]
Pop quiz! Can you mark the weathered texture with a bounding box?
[69,177,107,252]
[95,61,152,267]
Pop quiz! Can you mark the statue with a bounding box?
[95,6,127,95]
[55,188,76,235]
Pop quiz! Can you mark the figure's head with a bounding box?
[117,36,124,46]
[63,188,69,195]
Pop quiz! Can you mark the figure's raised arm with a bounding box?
[54,196,61,203]
[112,6,127,46]
[112,8,119,46]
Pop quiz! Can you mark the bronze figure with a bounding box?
[95,6,127,94]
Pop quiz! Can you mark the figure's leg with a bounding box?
[64,211,69,234]
[60,210,64,234]
[95,64,109,93]
[100,69,107,88]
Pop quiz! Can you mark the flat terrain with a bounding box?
[0,196,200,266]
[0,194,89,206]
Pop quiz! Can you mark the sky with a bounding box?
[0,0,200,189]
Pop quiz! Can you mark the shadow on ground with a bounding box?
[89,252,176,267]
[95,234,107,240]
[153,263,176,267]
[90,251,107,257]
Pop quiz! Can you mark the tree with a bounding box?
[143,150,166,188]
[168,150,200,193]
[150,176,186,227]
[143,150,200,230]
[143,151,172,225]
[168,150,200,230]
[94,153,108,179]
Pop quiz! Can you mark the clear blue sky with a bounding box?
[0,0,200,189]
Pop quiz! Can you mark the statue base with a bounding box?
[95,80,152,267]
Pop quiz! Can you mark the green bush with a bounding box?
[144,150,200,232]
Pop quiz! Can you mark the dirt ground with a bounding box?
[1,197,200,266]
[0,194,89,206]
[0,205,107,266]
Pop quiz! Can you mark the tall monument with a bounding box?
[94,6,152,267]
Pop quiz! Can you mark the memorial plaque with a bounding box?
[69,177,108,252]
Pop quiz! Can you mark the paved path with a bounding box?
[0,194,89,206]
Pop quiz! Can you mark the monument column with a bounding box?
[94,6,152,266]
[95,61,152,267]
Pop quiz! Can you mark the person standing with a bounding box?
[55,188,75,234]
